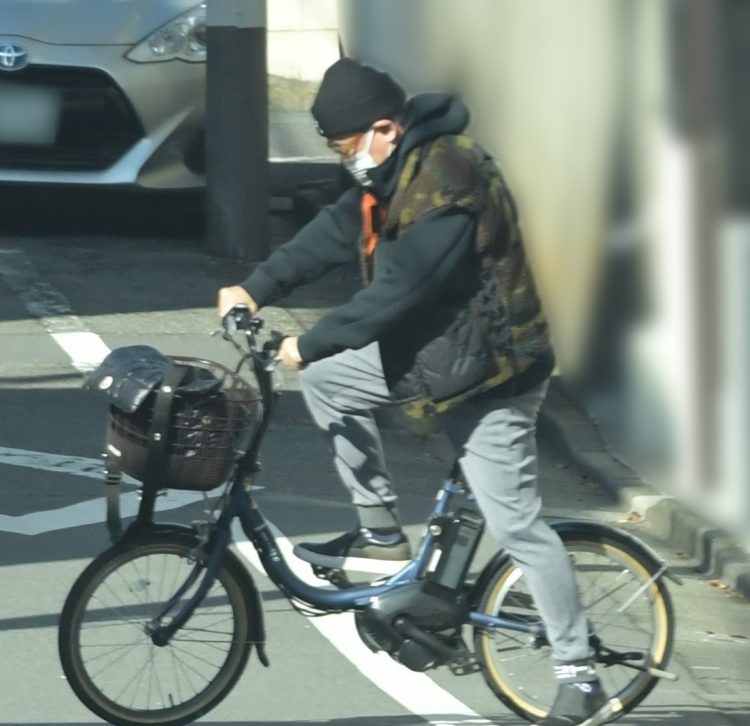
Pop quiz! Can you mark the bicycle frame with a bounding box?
[110,314,546,646]
[62,312,682,726]
[146,471,539,647]
[110,314,682,661]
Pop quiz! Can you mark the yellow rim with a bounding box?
[479,540,670,719]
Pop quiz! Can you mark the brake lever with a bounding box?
[221,304,252,340]
[222,316,238,339]
[261,330,287,372]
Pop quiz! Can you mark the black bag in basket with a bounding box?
[85,346,238,491]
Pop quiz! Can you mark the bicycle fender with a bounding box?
[549,520,682,585]
[222,546,270,666]
[469,519,680,609]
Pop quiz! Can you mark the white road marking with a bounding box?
[51,331,111,373]
[0,487,204,536]
[0,440,495,722]
[0,248,493,723]
[0,249,108,371]
[0,445,205,535]
[0,445,110,480]
[234,521,496,726]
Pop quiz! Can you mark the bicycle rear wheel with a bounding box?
[473,524,674,722]
[59,532,253,726]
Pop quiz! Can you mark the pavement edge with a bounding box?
[538,376,750,600]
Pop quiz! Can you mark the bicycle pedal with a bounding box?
[448,657,482,676]
[311,565,353,589]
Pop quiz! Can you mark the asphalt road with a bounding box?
[0,192,748,725]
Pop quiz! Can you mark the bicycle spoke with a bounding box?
[86,638,147,678]
[166,644,218,683]
[169,641,225,671]
[145,647,155,710]
[576,552,617,608]
[178,614,234,634]
[178,621,234,641]
[62,540,251,723]
[486,625,529,650]
[152,649,167,711]
[169,646,187,704]
[112,646,153,705]
[495,649,548,665]
[176,627,233,639]
[81,639,145,665]
[79,618,140,631]
[121,559,149,607]
[169,556,187,605]
[475,538,672,722]
[595,576,659,631]
[93,585,150,632]
[171,638,233,652]
[585,578,632,613]
[592,598,650,634]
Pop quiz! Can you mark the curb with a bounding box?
[538,377,750,600]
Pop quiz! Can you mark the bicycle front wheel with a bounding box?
[59,533,253,726]
[473,525,674,722]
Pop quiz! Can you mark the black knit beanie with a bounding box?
[311,57,407,138]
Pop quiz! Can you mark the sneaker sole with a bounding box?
[533,697,623,726]
[292,545,411,575]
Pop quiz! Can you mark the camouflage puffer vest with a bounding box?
[379,134,553,417]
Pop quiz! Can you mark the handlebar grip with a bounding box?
[222,304,262,338]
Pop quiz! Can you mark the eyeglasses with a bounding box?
[321,131,364,158]
[319,125,386,158]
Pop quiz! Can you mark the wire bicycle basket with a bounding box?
[106,356,261,491]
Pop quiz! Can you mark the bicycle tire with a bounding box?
[59,531,253,726]
[473,524,674,722]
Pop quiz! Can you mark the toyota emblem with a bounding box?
[0,43,29,71]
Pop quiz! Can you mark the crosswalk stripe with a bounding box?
[235,522,495,726]
[0,249,109,372]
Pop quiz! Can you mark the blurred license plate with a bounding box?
[0,83,61,145]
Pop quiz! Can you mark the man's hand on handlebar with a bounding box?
[217,294,305,370]
[277,336,305,370]
[218,286,258,318]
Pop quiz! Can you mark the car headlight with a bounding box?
[126,2,207,63]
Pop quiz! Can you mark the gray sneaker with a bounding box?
[293,528,412,574]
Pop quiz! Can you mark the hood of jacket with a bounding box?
[367,94,470,198]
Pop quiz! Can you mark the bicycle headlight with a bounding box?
[126,3,207,63]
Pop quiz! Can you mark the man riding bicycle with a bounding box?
[218,57,616,726]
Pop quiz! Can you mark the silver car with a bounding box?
[0,0,207,189]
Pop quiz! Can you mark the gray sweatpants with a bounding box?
[299,341,590,662]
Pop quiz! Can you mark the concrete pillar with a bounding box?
[206,0,269,260]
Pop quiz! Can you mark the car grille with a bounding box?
[0,65,144,172]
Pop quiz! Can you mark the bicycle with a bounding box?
[58,306,680,726]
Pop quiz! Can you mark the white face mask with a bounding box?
[343,128,377,186]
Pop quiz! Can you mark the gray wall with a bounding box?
[339,0,749,545]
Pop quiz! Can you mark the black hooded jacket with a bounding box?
[241,94,554,412]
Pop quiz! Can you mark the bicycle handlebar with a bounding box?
[221,304,259,338]
[216,306,285,465]
[220,305,286,360]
